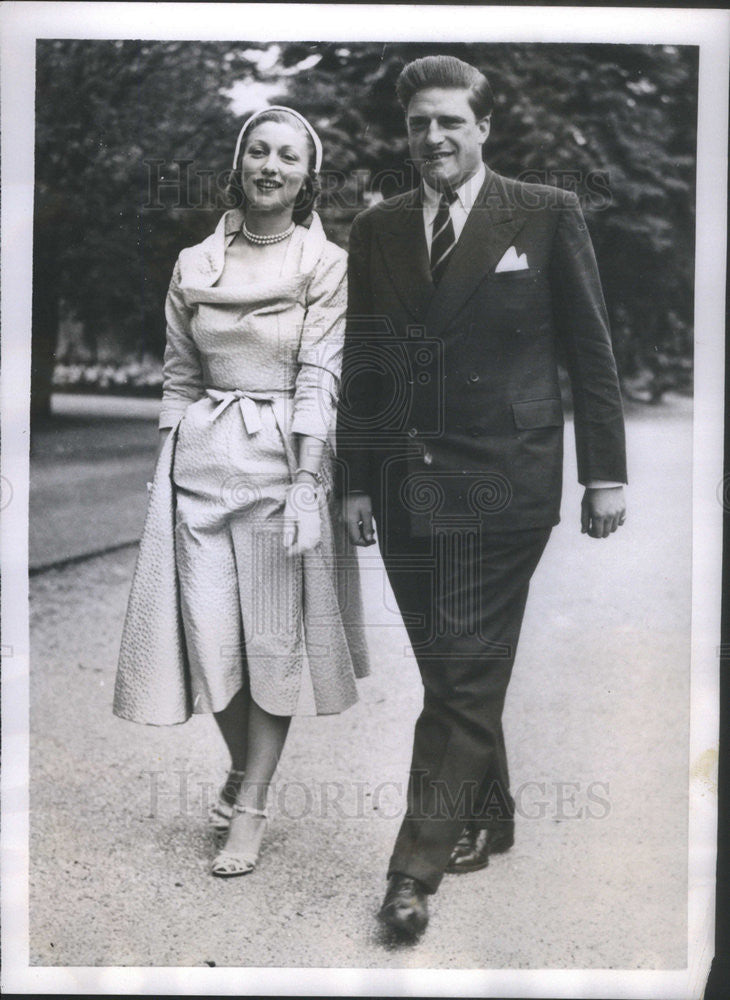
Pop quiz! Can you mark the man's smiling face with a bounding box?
[406,86,490,192]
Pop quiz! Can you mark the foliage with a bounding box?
[34,40,266,365]
[53,359,162,396]
[266,41,697,395]
[35,40,698,404]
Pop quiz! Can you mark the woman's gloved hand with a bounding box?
[283,481,322,556]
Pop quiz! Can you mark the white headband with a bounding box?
[231,105,323,174]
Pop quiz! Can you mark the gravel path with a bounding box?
[28,400,691,970]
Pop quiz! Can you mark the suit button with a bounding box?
[407,426,418,438]
[468,425,483,437]
[468,372,480,383]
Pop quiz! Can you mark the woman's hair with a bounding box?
[226,109,321,224]
[396,55,494,121]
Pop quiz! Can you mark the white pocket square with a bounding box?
[495,246,529,272]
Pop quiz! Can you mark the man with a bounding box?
[336,55,627,938]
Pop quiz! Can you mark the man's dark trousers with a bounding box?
[381,523,551,894]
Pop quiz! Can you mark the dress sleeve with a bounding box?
[335,211,377,495]
[158,257,205,430]
[291,244,348,442]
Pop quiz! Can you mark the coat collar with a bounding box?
[374,167,527,333]
[178,209,327,287]
[424,166,526,338]
[375,187,432,322]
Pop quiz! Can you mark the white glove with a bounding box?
[282,481,321,556]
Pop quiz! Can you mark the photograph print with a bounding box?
[5,8,722,994]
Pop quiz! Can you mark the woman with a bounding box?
[114,107,369,878]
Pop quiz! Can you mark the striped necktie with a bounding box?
[430,189,458,286]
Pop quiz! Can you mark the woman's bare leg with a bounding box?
[222,700,291,855]
[213,683,250,803]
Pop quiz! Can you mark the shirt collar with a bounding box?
[422,162,487,212]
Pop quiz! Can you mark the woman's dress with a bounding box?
[114,210,369,723]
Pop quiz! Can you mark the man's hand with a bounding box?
[581,486,626,539]
[343,492,376,546]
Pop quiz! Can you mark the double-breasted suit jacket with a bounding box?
[337,166,627,540]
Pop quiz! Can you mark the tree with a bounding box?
[33,40,267,420]
[265,42,698,396]
[33,40,697,418]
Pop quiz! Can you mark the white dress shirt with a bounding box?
[422,162,487,255]
[421,163,622,491]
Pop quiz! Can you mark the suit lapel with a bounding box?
[375,188,433,322]
[425,168,526,338]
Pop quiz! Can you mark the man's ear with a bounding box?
[477,116,491,144]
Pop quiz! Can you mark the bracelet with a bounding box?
[294,466,323,485]
[286,480,320,508]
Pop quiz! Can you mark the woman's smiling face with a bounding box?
[240,120,311,215]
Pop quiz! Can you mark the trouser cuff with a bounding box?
[387,862,442,895]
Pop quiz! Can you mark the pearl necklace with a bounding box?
[242,220,295,245]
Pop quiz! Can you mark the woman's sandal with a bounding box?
[208,768,246,834]
[210,804,268,878]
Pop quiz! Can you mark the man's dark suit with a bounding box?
[336,165,627,893]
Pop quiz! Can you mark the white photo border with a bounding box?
[2,3,727,997]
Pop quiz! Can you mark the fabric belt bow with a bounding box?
[205,388,281,435]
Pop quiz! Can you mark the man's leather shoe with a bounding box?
[379,874,429,937]
[445,822,515,874]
